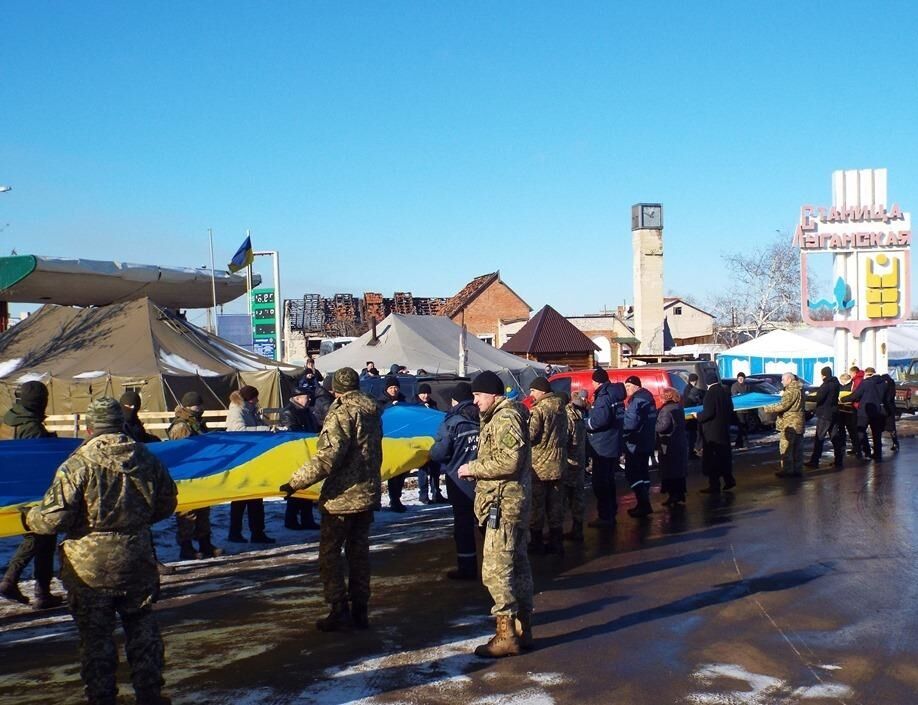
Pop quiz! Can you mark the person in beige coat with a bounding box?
[764,373,806,478]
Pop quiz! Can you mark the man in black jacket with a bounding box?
[584,368,626,528]
[846,367,888,461]
[379,376,408,511]
[683,373,705,458]
[698,379,736,494]
[414,383,446,504]
[622,376,657,518]
[428,382,480,580]
[806,366,843,468]
[280,390,321,530]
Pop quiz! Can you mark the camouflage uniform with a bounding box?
[468,397,533,617]
[528,393,567,534]
[287,375,382,612]
[562,402,587,526]
[166,406,213,546]
[764,379,806,476]
[27,398,178,705]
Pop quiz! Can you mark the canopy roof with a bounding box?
[0,255,258,308]
[720,325,918,362]
[315,313,547,378]
[501,305,599,355]
[0,298,301,413]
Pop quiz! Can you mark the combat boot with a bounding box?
[514,610,534,650]
[351,601,369,630]
[179,541,202,560]
[563,522,584,543]
[546,528,564,556]
[527,530,544,554]
[197,538,224,559]
[32,586,64,610]
[0,579,29,605]
[316,601,353,632]
[627,486,654,518]
[474,614,521,658]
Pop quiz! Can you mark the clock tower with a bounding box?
[630,203,665,355]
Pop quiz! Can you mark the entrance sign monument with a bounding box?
[795,168,911,373]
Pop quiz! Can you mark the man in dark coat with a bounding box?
[683,373,705,458]
[280,390,321,530]
[428,382,480,580]
[378,376,408,512]
[698,378,736,493]
[656,387,688,506]
[846,367,888,461]
[584,368,625,528]
[312,376,335,426]
[880,373,900,452]
[0,381,65,609]
[622,376,657,517]
[120,392,160,444]
[414,383,446,504]
[837,373,863,458]
[805,366,843,468]
[298,357,324,396]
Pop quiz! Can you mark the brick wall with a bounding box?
[451,281,531,343]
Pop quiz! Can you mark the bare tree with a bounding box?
[708,234,802,342]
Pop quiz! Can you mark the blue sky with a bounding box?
[3,2,918,326]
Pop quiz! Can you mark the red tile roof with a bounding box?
[501,305,600,355]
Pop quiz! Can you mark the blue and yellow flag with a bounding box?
[228,235,255,273]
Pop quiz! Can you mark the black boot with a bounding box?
[179,540,201,560]
[563,522,584,542]
[197,537,224,558]
[351,601,369,630]
[627,486,653,518]
[316,601,353,632]
[0,578,29,605]
[33,585,64,610]
[547,528,564,556]
[527,530,544,554]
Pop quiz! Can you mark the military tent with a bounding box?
[0,298,302,414]
[314,313,547,390]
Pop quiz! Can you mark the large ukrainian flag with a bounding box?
[228,235,255,273]
[0,406,443,538]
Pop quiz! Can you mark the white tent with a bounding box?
[717,329,834,383]
[792,325,918,365]
[314,313,547,386]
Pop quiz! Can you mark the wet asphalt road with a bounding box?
[2,435,918,705]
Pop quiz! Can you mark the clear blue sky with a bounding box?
[3,2,918,326]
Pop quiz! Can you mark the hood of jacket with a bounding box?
[447,398,479,423]
[3,402,44,428]
[83,433,148,473]
[339,389,381,415]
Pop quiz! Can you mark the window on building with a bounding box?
[478,335,495,346]
[674,306,683,315]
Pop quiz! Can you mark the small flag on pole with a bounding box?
[228,235,254,273]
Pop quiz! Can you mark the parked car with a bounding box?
[318,336,356,356]
[543,368,687,409]
[894,360,918,413]
[720,377,782,431]
[642,360,721,391]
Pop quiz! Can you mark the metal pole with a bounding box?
[208,228,218,334]
[272,250,282,362]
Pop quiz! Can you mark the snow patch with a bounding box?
[526,672,567,687]
[72,370,107,379]
[792,684,853,698]
[688,663,852,705]
[14,372,49,383]
[158,351,222,376]
[0,357,23,378]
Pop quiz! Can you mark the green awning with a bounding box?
[614,336,640,345]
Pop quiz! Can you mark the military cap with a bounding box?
[181,391,205,407]
[333,367,360,393]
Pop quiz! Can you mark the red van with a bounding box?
[544,368,686,409]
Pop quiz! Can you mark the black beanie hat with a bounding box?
[529,377,552,393]
[418,383,432,395]
[120,391,142,409]
[624,375,642,387]
[592,368,609,383]
[384,375,400,389]
[451,381,473,402]
[19,381,49,414]
[471,371,504,395]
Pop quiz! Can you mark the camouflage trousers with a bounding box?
[778,427,805,475]
[561,471,585,525]
[68,586,164,705]
[530,477,564,531]
[175,508,212,544]
[482,520,533,616]
[319,510,373,606]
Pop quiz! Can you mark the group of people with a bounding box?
[0,360,906,703]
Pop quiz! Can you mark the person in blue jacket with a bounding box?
[584,368,626,528]
[428,382,480,580]
[622,376,657,518]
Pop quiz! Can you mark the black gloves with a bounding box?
[279,483,295,497]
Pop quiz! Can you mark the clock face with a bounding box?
[642,205,662,228]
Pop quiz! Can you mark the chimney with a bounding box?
[368,316,379,346]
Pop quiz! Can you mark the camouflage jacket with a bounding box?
[764,379,805,433]
[27,433,178,595]
[528,393,568,481]
[468,397,531,527]
[288,390,382,514]
[1,403,56,440]
[563,403,586,484]
[167,405,209,440]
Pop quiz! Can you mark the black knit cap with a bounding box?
[120,391,142,409]
[384,375,400,389]
[417,383,432,395]
[471,371,504,395]
[592,368,609,383]
[239,385,259,402]
[19,381,49,414]
[624,375,642,387]
[181,391,205,407]
[451,381,473,402]
[529,377,552,393]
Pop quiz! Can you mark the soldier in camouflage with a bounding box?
[166,391,222,560]
[526,377,568,555]
[26,397,178,705]
[562,392,587,543]
[281,366,382,632]
[458,371,534,658]
[0,380,65,609]
[764,372,807,478]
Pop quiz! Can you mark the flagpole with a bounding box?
[208,228,218,334]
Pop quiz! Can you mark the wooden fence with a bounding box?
[45,409,284,438]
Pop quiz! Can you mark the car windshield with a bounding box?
[752,381,781,394]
